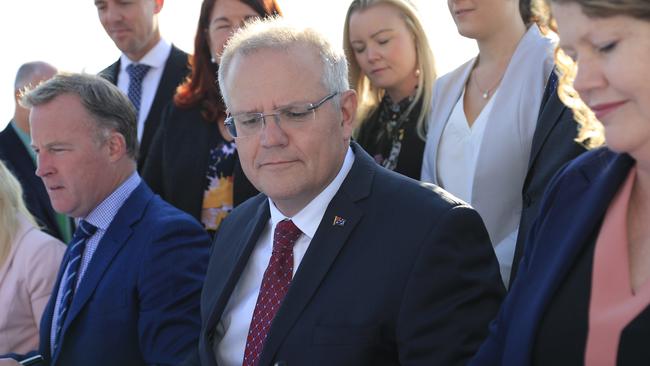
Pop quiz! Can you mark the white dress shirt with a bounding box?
[117,38,172,142]
[214,147,355,366]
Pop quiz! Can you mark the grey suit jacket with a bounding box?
[421,25,556,285]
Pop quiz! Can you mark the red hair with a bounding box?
[174,0,282,122]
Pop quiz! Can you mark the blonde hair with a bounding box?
[554,48,604,149]
[343,0,436,140]
[0,160,37,266]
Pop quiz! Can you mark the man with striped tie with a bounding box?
[1,73,210,366]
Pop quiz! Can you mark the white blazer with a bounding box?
[0,215,65,354]
[421,26,555,282]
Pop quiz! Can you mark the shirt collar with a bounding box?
[119,38,171,71]
[269,147,355,239]
[81,172,141,231]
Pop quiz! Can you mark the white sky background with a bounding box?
[0,0,477,130]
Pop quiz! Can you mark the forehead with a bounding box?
[224,46,326,112]
[211,0,259,20]
[349,3,406,38]
[30,94,95,142]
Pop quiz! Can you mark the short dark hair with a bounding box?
[21,73,139,160]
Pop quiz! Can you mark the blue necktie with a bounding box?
[53,220,97,352]
[126,63,151,115]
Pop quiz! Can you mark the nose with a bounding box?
[573,56,606,102]
[35,152,54,179]
[260,114,289,148]
[366,44,381,64]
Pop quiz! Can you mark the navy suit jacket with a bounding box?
[0,123,65,240]
[31,181,210,366]
[470,148,634,365]
[510,72,586,281]
[188,142,505,366]
[99,45,189,171]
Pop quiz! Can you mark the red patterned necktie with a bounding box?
[242,219,302,366]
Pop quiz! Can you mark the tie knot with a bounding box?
[126,63,151,81]
[74,220,97,242]
[273,220,302,252]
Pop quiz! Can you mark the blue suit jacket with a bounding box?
[470,148,634,365]
[33,181,210,366]
[0,123,65,240]
[187,142,505,366]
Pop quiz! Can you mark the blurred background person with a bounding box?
[470,0,650,364]
[0,160,64,354]
[344,0,435,180]
[0,62,69,242]
[143,0,281,235]
[422,0,585,286]
[96,0,190,171]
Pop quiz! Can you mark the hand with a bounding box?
[0,359,20,366]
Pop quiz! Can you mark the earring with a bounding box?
[211,56,217,64]
[414,69,421,77]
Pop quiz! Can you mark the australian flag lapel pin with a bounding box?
[333,215,346,227]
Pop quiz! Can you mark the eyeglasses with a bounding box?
[224,92,339,138]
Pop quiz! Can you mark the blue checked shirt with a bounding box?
[50,172,141,353]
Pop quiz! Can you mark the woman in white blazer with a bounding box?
[421,0,557,286]
[0,160,65,354]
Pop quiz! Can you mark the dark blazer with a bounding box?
[511,72,586,281]
[99,45,189,171]
[32,181,210,366]
[142,103,258,223]
[188,142,505,366]
[0,123,65,240]
[470,148,634,365]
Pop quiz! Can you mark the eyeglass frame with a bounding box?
[223,91,340,138]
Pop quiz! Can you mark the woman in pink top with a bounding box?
[470,0,650,365]
[0,161,64,354]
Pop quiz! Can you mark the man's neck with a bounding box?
[125,34,162,62]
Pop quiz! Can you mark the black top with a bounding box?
[533,228,650,365]
[355,95,425,180]
[142,103,258,232]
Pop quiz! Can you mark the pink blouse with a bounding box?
[585,167,650,365]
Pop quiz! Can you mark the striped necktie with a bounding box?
[52,220,97,352]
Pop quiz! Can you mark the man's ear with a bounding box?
[106,131,128,162]
[339,89,358,140]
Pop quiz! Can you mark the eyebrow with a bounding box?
[211,14,258,24]
[350,28,394,44]
[31,141,73,150]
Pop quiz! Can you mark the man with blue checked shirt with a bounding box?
[1,73,210,366]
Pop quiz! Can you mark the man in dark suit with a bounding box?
[94,0,189,171]
[510,71,586,282]
[0,61,68,241]
[185,18,505,366]
[1,73,210,366]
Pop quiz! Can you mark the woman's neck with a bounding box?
[475,21,528,68]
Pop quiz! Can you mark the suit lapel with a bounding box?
[57,184,150,347]
[257,143,372,365]
[139,46,188,167]
[512,152,634,362]
[204,198,270,334]
[526,73,566,172]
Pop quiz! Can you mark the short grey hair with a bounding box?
[21,73,139,161]
[218,16,349,109]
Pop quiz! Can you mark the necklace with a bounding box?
[472,66,504,100]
